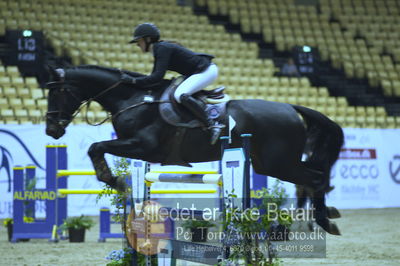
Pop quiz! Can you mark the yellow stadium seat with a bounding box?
[346,115,357,128]
[0,98,9,109]
[22,99,37,109]
[325,106,336,116]
[381,79,393,96]
[28,109,44,120]
[9,98,23,107]
[307,96,318,107]
[0,65,6,76]
[31,88,45,99]
[375,106,386,116]
[365,116,376,128]
[18,88,31,98]
[0,77,13,88]
[280,77,290,87]
[335,116,346,127]
[11,77,25,88]
[346,106,356,116]
[296,96,308,106]
[3,87,18,98]
[395,117,400,127]
[266,86,279,97]
[365,106,375,116]
[356,116,366,128]
[96,111,108,120]
[6,66,20,77]
[318,87,329,97]
[317,97,328,106]
[15,109,29,118]
[289,77,300,87]
[336,97,348,107]
[392,81,400,97]
[386,117,396,128]
[25,77,39,89]
[376,116,386,128]
[0,109,15,120]
[36,99,47,110]
[355,106,366,116]
[287,87,299,97]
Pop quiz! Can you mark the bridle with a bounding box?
[46,79,123,127]
[46,73,169,128]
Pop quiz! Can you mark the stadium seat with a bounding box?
[0,0,397,127]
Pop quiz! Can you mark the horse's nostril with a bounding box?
[45,125,65,139]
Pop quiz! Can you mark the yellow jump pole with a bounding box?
[58,189,217,195]
[58,189,118,195]
[56,170,96,177]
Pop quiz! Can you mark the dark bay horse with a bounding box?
[45,65,344,235]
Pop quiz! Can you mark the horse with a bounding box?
[45,65,344,235]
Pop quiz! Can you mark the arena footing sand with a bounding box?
[1,208,399,265]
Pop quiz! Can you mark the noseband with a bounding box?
[46,79,122,127]
[45,82,83,129]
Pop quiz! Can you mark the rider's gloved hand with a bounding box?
[120,73,136,84]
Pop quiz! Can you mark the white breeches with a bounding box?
[174,63,219,103]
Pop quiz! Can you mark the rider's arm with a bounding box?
[134,44,172,87]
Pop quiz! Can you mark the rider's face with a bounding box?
[137,38,147,53]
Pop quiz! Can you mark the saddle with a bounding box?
[159,76,230,128]
[158,77,230,166]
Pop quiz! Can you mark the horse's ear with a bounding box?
[45,65,65,89]
[46,64,61,82]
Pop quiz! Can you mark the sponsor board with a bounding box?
[0,124,115,219]
[327,129,400,208]
[1,126,400,219]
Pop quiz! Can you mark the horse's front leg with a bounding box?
[88,137,156,192]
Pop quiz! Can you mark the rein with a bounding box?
[80,80,122,126]
[109,98,167,123]
[48,79,169,127]
[83,81,168,125]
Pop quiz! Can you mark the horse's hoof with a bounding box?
[114,176,128,192]
[307,221,315,231]
[317,219,341,235]
[312,178,329,193]
[326,221,341,235]
[326,185,335,193]
[327,206,341,219]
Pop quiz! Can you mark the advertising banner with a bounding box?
[327,128,400,208]
[0,124,115,219]
[1,125,400,219]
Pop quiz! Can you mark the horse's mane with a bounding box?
[66,64,171,90]
[71,64,146,78]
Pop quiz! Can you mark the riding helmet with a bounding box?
[129,23,160,43]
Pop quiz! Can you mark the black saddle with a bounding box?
[159,77,228,128]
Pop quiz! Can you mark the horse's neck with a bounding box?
[95,85,163,115]
[73,67,167,115]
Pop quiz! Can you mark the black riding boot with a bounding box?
[180,94,222,145]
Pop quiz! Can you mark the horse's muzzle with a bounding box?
[46,124,66,139]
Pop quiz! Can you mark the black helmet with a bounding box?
[129,23,160,43]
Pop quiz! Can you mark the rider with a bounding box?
[120,22,222,145]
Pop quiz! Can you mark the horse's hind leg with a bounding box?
[289,164,341,235]
[312,190,341,235]
[295,185,308,209]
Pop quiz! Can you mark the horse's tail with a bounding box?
[292,105,344,178]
